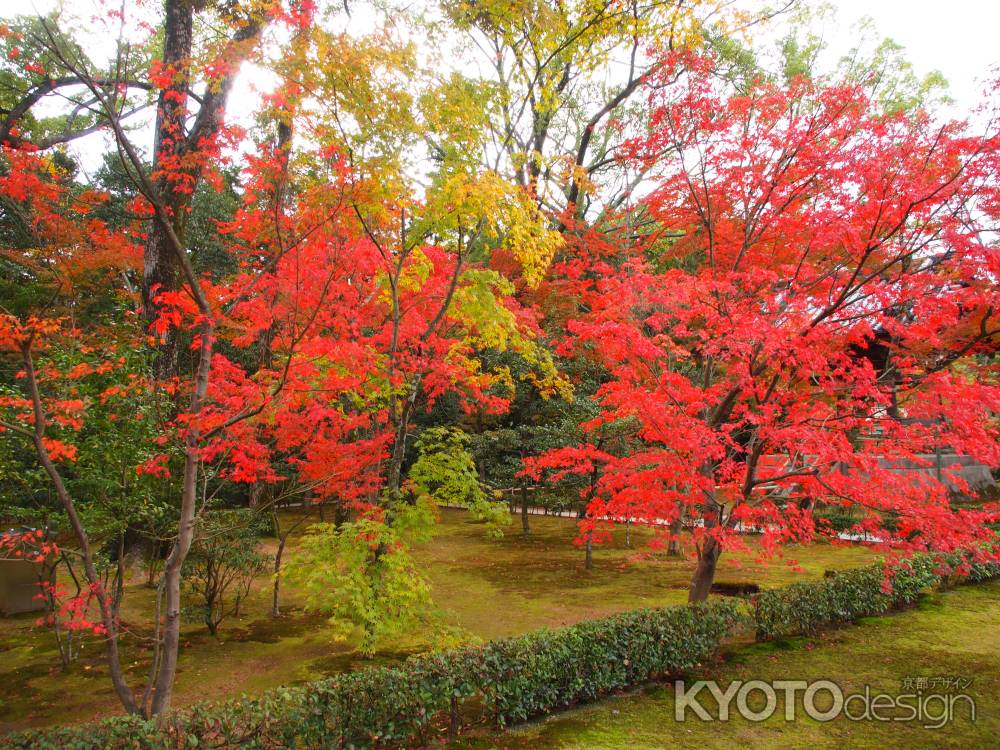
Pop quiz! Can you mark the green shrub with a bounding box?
[1,599,741,749]
[479,600,743,725]
[5,549,996,750]
[967,558,1000,582]
[750,550,993,641]
[184,509,270,636]
[813,509,859,533]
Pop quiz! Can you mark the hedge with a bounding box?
[749,554,939,641]
[1,600,741,750]
[4,549,997,750]
[479,600,742,725]
[749,549,999,641]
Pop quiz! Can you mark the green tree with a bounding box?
[283,498,437,656]
[183,510,270,636]
[410,426,510,537]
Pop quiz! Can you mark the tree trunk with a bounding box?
[520,482,530,535]
[113,531,126,614]
[146,542,163,587]
[21,346,139,713]
[249,482,264,509]
[272,535,287,617]
[143,0,194,381]
[385,377,421,500]
[667,514,683,556]
[688,461,723,601]
[688,535,721,602]
[272,504,314,616]
[583,465,599,570]
[150,324,214,715]
[140,1,267,714]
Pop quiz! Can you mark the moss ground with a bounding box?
[0,508,877,731]
[451,581,1000,750]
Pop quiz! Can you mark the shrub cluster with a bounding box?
[966,558,1000,582]
[749,550,1000,641]
[6,550,997,750]
[2,600,741,750]
[749,555,938,641]
[479,600,742,725]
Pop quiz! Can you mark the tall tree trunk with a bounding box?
[688,534,721,602]
[150,323,214,715]
[271,539,286,617]
[140,2,266,715]
[113,531,126,613]
[143,0,194,381]
[385,377,421,500]
[583,464,599,570]
[667,514,683,556]
[520,482,530,535]
[249,482,264,509]
[272,504,313,616]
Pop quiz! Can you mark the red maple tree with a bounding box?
[534,53,1000,600]
[0,6,536,713]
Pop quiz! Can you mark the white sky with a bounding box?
[5,1,998,100]
[3,0,999,163]
[819,0,999,111]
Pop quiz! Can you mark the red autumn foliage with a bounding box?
[530,53,1000,599]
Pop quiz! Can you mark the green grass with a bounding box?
[451,581,1000,750]
[0,508,877,732]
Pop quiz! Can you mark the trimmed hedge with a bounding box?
[749,550,999,641]
[1,600,741,750]
[480,600,742,725]
[5,549,997,750]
